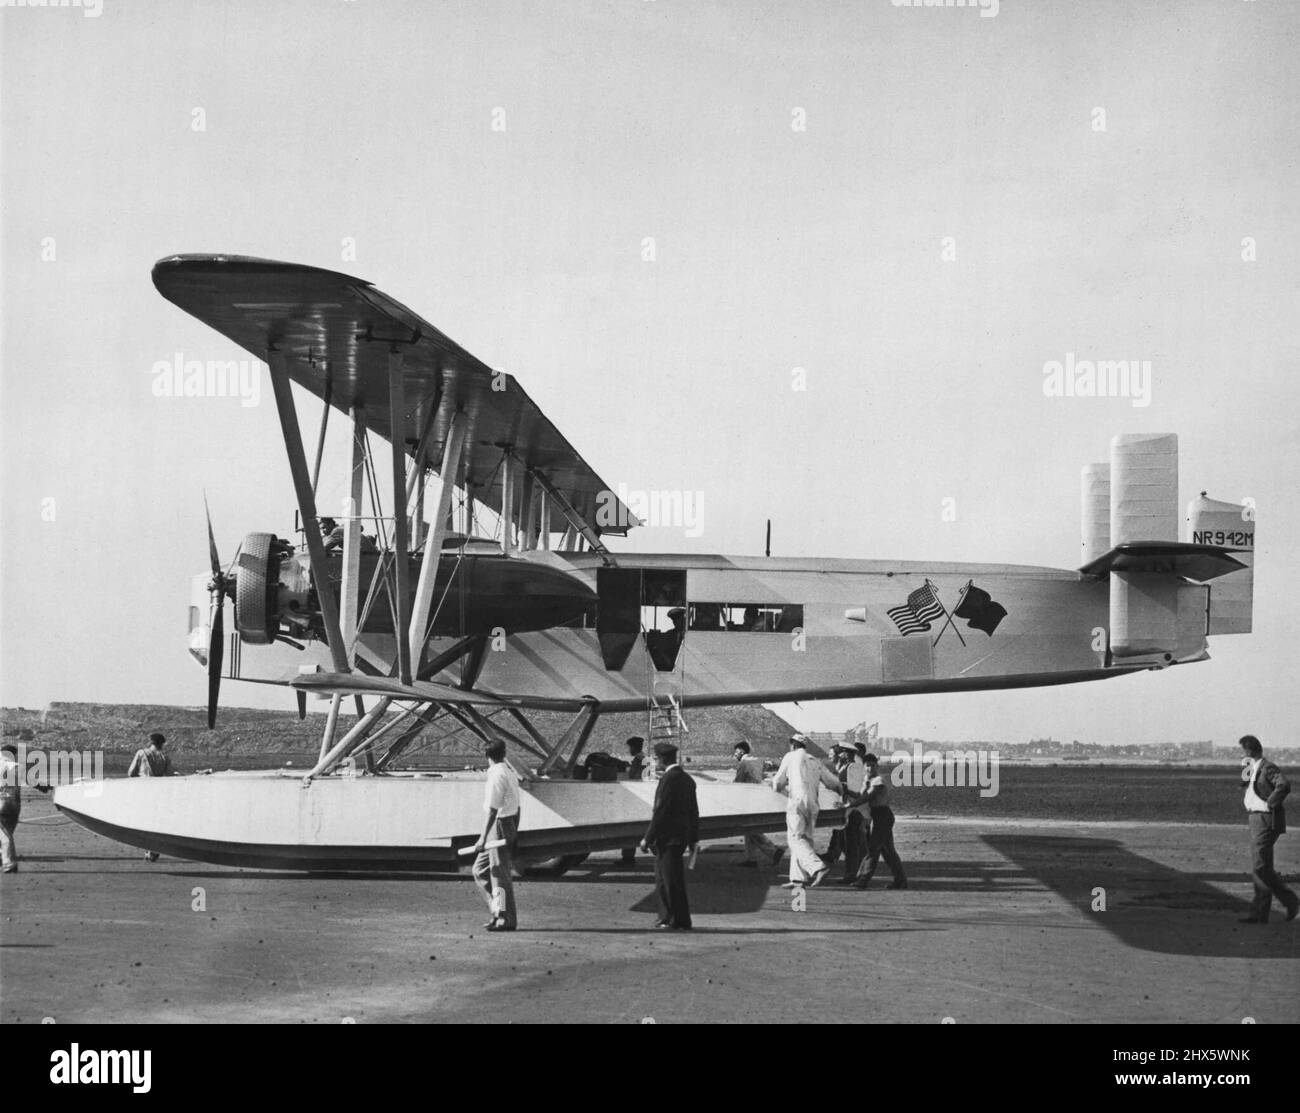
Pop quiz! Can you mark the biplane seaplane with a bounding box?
[54,255,1256,872]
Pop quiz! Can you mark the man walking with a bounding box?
[128,732,172,778]
[1,745,51,874]
[773,735,841,890]
[836,743,870,883]
[640,742,698,930]
[822,746,853,868]
[1,745,24,874]
[1237,734,1297,924]
[732,741,782,869]
[853,753,907,890]
[471,740,521,932]
[128,732,173,862]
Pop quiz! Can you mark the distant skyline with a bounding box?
[3,1,1298,747]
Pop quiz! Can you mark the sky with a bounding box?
[2,0,1297,746]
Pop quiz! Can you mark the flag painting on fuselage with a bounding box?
[887,581,945,635]
[952,581,1008,636]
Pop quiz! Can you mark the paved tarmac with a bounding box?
[3,792,1297,1024]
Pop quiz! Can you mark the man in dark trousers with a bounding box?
[1237,734,1298,924]
[620,736,647,865]
[853,753,907,890]
[640,742,699,930]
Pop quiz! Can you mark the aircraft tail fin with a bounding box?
[1078,435,1253,663]
[1188,494,1255,634]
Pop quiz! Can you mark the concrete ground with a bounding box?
[3,792,1297,1024]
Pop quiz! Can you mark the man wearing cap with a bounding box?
[1237,734,1297,924]
[128,733,173,862]
[853,753,907,890]
[732,741,782,869]
[640,742,699,929]
[773,735,841,889]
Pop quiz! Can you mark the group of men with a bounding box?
[467,731,910,934]
[0,732,170,873]
[732,736,908,891]
[469,736,699,932]
[763,735,907,891]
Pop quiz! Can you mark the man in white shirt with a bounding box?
[1,745,23,873]
[471,739,521,932]
[1,744,51,873]
[773,735,841,889]
[1237,734,1297,924]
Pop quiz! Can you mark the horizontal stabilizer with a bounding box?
[1079,541,1246,582]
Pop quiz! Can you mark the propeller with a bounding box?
[203,494,239,730]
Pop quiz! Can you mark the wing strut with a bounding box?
[310,366,332,494]
[339,404,366,654]
[388,349,413,686]
[408,411,468,669]
[527,465,616,566]
[268,350,351,675]
[307,696,392,777]
[537,700,602,775]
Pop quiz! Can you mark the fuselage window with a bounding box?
[687,603,803,633]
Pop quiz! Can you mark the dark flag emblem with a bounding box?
[887,581,945,636]
[952,581,1008,637]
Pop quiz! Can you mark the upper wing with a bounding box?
[152,254,635,535]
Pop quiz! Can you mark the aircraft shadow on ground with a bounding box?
[160,859,780,913]
[982,834,1289,959]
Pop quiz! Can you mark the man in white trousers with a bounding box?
[773,735,841,889]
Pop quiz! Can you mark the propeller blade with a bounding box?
[296,690,307,721]
[203,491,222,578]
[207,600,224,729]
[223,540,243,581]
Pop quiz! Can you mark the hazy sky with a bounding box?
[3,1,1297,746]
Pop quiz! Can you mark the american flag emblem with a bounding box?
[887,581,945,636]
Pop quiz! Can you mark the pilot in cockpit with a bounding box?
[319,517,345,553]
